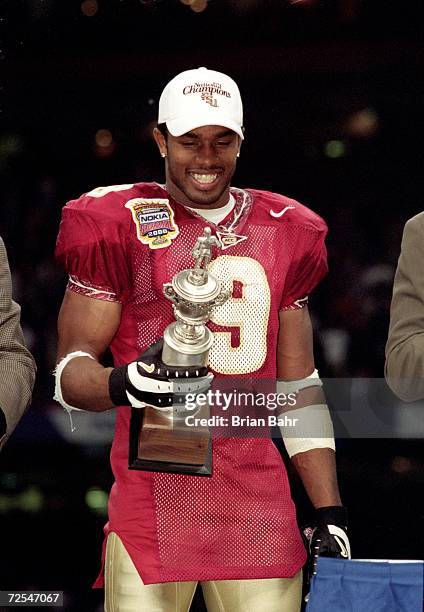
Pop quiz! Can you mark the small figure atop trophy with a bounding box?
[129,228,230,476]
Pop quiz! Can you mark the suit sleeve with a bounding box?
[280,224,328,311]
[55,203,130,303]
[385,214,424,401]
[0,238,37,450]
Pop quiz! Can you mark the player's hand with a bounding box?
[108,338,213,409]
[303,506,351,599]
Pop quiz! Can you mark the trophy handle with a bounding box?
[163,283,177,304]
[211,289,231,308]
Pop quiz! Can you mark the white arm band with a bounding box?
[277,369,335,457]
[54,351,95,412]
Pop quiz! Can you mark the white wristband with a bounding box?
[54,351,95,412]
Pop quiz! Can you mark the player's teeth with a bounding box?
[192,174,217,184]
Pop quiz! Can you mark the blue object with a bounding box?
[307,557,423,612]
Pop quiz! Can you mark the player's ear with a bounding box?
[153,127,167,158]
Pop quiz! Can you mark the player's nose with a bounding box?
[194,144,217,167]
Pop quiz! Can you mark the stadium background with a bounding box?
[1,1,423,610]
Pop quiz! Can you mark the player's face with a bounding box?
[154,125,241,209]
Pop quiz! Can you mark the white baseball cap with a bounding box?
[158,67,244,140]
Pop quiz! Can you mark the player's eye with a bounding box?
[181,140,197,147]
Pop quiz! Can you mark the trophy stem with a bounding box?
[162,323,213,367]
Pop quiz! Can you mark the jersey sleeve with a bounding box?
[280,224,328,311]
[55,201,130,303]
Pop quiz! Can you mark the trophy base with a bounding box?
[129,406,213,476]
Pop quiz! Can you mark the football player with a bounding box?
[54,67,349,612]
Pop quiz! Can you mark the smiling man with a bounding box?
[54,67,349,612]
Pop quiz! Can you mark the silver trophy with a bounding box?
[129,228,229,476]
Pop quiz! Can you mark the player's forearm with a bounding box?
[291,447,342,508]
[60,356,114,411]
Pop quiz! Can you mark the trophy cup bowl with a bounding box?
[129,228,229,476]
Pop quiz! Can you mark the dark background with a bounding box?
[1,1,424,610]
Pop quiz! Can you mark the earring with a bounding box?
[236,152,240,158]
[161,152,166,158]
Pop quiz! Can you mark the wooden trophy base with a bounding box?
[129,404,212,476]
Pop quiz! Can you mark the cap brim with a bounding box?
[166,115,244,140]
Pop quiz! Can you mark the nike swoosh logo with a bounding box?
[270,205,295,218]
[138,362,155,374]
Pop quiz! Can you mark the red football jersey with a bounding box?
[55,182,328,585]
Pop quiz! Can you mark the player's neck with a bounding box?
[186,194,235,225]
